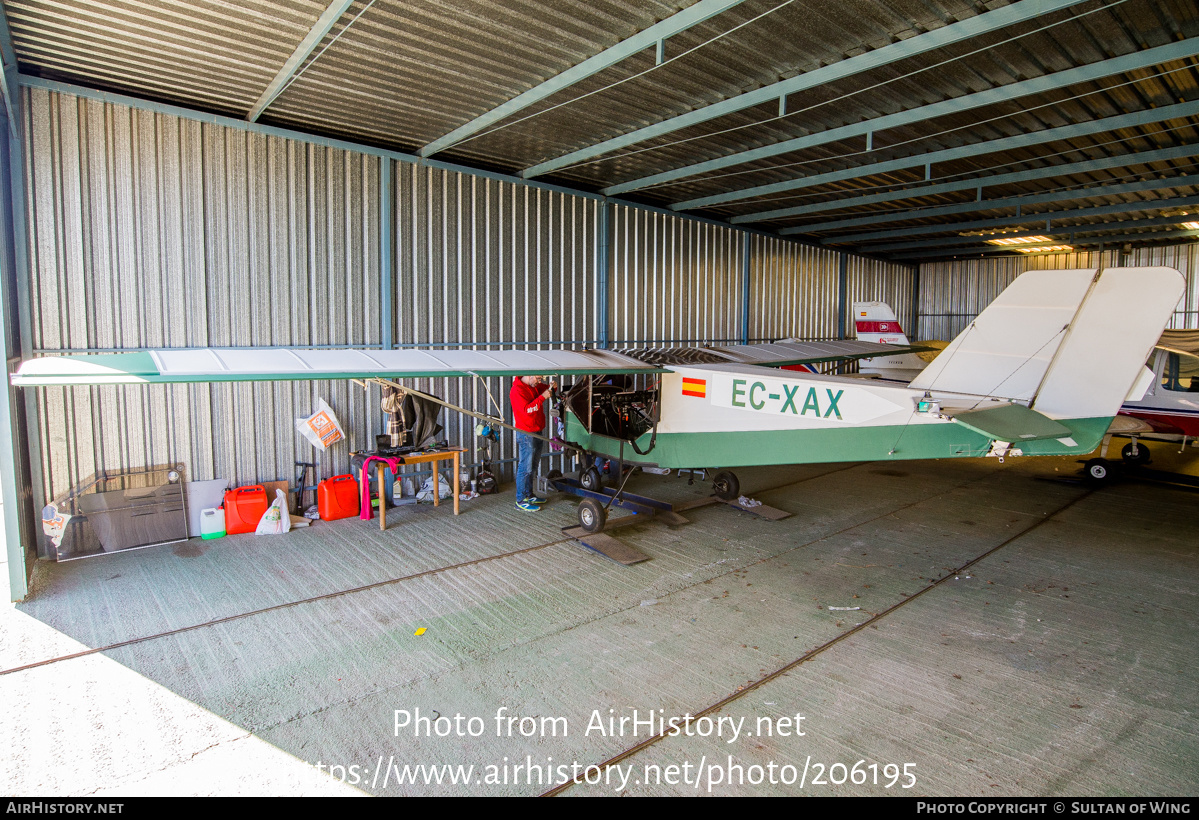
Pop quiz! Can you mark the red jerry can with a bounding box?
[224,485,269,535]
[318,474,360,521]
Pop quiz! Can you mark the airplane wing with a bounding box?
[617,340,928,368]
[9,347,667,387]
[11,340,926,387]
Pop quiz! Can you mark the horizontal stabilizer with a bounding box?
[951,403,1072,442]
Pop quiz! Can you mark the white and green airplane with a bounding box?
[12,266,1184,504]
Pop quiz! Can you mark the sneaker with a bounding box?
[515,500,541,512]
[526,495,548,505]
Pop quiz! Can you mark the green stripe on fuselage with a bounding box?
[563,414,1112,469]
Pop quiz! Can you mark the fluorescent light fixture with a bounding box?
[984,235,1054,246]
[1014,245,1074,253]
[1181,221,1199,230]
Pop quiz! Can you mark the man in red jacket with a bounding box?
[510,374,556,511]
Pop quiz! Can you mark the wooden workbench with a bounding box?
[373,447,465,530]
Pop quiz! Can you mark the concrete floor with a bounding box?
[1,456,1196,796]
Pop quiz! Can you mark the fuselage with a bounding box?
[563,364,1112,470]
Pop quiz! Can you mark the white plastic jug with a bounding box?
[199,507,226,540]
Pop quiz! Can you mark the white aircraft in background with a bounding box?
[849,301,935,382]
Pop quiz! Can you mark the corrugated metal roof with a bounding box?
[5,0,1198,261]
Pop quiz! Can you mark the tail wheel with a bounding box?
[1121,442,1150,464]
[1084,458,1113,486]
[712,470,740,501]
[578,498,606,533]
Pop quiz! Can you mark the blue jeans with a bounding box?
[515,431,544,501]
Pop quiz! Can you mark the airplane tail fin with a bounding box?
[852,302,912,345]
[852,301,927,379]
[909,267,1183,421]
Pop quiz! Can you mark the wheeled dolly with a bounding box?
[537,469,687,534]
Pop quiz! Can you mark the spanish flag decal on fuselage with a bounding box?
[681,377,707,398]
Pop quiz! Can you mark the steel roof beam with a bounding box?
[825,195,1199,243]
[870,214,1199,251]
[419,0,747,158]
[889,228,1199,260]
[732,143,1199,224]
[779,174,1199,236]
[247,0,356,123]
[604,38,1199,197]
[522,0,1086,179]
[680,99,1199,211]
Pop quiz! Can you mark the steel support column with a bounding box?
[837,252,849,340]
[910,266,921,343]
[1,78,41,600]
[741,235,751,344]
[0,108,28,600]
[597,200,612,349]
[381,156,392,351]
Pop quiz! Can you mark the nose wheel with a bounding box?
[1121,442,1150,464]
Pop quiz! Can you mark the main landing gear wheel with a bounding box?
[580,467,603,492]
[577,498,606,533]
[1084,458,1113,486]
[712,470,740,501]
[1121,442,1150,464]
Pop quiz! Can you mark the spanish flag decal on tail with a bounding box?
[681,377,707,398]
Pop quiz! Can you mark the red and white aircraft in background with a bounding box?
[1106,331,1199,463]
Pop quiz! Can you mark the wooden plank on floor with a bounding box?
[561,528,651,565]
[725,500,792,520]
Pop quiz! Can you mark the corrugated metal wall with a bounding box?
[918,244,1199,341]
[1125,243,1199,329]
[750,235,839,342]
[22,87,915,504]
[25,87,384,499]
[611,205,744,345]
[391,164,600,478]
